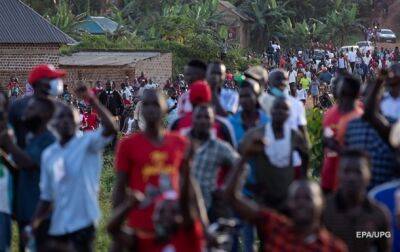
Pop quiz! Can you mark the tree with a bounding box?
[239,0,288,50]
[324,3,359,45]
[277,18,326,48]
[47,0,86,36]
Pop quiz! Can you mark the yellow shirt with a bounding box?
[300,77,311,90]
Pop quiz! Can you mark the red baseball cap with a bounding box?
[28,64,66,85]
[189,80,211,105]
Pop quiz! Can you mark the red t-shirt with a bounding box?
[321,105,363,190]
[82,113,99,131]
[115,132,188,230]
[137,220,204,252]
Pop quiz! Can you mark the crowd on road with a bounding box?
[1,40,400,252]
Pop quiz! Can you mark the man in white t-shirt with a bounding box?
[258,69,308,136]
[348,47,357,73]
[363,52,372,66]
[288,67,297,85]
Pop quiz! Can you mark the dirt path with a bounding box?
[375,0,400,49]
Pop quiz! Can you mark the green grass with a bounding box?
[11,151,116,252]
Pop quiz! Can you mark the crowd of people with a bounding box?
[1,46,400,252]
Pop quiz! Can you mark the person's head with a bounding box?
[288,180,324,227]
[289,82,297,95]
[239,79,260,112]
[337,74,361,102]
[189,80,212,108]
[184,59,207,85]
[167,87,178,99]
[141,89,167,128]
[51,103,79,142]
[105,81,112,91]
[121,83,126,90]
[320,83,327,94]
[28,64,66,98]
[244,66,269,89]
[96,81,102,88]
[192,104,215,140]
[338,149,371,200]
[23,97,55,133]
[268,69,289,93]
[206,61,226,90]
[351,47,354,52]
[140,72,145,77]
[271,97,290,126]
[386,63,400,98]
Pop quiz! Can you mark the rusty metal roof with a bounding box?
[0,0,76,44]
[219,1,254,22]
[59,51,162,67]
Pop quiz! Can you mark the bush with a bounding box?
[306,108,324,178]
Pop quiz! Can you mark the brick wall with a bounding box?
[0,44,60,85]
[60,53,173,88]
[61,66,134,88]
[134,53,172,84]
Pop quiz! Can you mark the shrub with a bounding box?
[306,108,324,178]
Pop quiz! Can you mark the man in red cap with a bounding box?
[8,64,66,148]
[5,64,65,250]
[169,81,234,146]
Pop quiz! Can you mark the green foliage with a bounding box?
[277,18,326,48]
[47,0,86,37]
[306,108,324,178]
[325,4,359,45]
[239,0,288,49]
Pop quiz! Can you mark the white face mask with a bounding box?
[49,78,64,96]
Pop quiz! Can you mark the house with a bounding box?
[74,16,120,35]
[59,51,172,86]
[0,0,76,85]
[217,0,253,48]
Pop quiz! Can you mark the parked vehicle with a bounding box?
[356,41,374,54]
[339,45,359,55]
[377,29,397,43]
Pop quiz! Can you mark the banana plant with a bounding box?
[47,0,86,36]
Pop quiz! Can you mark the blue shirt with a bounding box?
[229,110,269,197]
[16,130,55,222]
[40,128,112,235]
[369,180,400,252]
[228,110,269,146]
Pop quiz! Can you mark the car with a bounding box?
[356,41,374,54]
[313,49,326,61]
[339,45,359,55]
[377,29,396,43]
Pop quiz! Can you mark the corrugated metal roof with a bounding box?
[219,1,253,22]
[75,16,119,35]
[0,0,76,44]
[59,51,162,66]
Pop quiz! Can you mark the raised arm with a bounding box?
[180,140,209,229]
[362,71,391,143]
[293,130,310,178]
[0,129,38,171]
[223,133,264,224]
[75,84,118,137]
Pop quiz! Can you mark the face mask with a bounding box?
[49,79,64,96]
[271,87,285,98]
